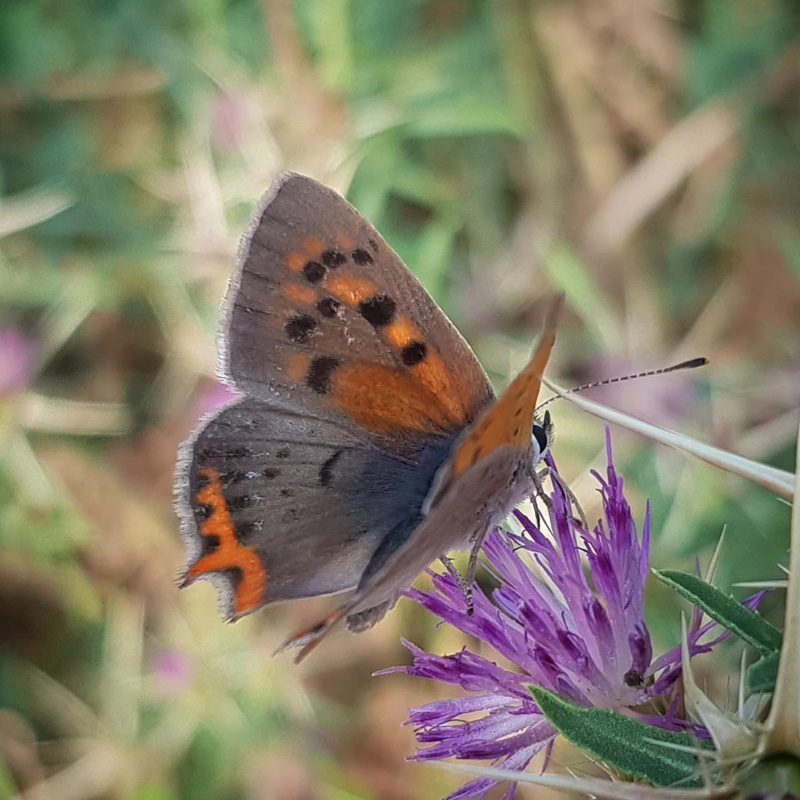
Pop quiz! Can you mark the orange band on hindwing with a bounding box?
[186,466,266,616]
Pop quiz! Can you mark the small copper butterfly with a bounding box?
[175,174,561,661]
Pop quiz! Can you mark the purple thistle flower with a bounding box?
[385,430,744,800]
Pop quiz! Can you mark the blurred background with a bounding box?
[0,1,798,798]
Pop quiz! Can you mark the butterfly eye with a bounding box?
[531,409,553,463]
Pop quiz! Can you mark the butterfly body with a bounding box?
[346,441,536,615]
[175,173,559,659]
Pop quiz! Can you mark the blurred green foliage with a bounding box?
[0,1,798,798]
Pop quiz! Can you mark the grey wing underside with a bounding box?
[175,397,455,610]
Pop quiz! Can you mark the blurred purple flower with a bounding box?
[0,328,34,396]
[152,649,192,693]
[386,431,753,800]
[199,380,239,415]
[210,90,244,152]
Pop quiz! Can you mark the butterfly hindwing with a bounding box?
[176,398,459,618]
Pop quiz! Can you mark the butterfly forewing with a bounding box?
[224,174,494,445]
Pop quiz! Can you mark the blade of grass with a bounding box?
[544,380,794,500]
[435,762,732,799]
[764,415,800,755]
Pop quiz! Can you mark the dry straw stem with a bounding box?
[763,415,800,756]
[0,185,74,237]
[584,100,736,260]
[543,379,794,501]
[584,37,800,261]
[0,66,164,109]
[19,394,131,437]
[438,762,733,800]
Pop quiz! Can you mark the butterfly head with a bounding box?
[531,409,554,467]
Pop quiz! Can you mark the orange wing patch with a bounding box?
[185,467,267,616]
[287,353,310,380]
[301,236,325,258]
[405,339,465,425]
[449,295,563,479]
[326,272,378,306]
[287,236,326,273]
[383,315,468,425]
[384,317,419,348]
[283,284,317,305]
[329,363,458,434]
[278,234,481,435]
[287,252,306,273]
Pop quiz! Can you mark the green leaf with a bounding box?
[738,755,800,798]
[177,725,228,800]
[131,784,175,800]
[541,243,622,351]
[0,761,18,800]
[747,650,780,693]
[653,569,782,655]
[530,687,703,788]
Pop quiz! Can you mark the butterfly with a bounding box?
[174,173,562,661]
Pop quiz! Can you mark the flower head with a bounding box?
[387,430,735,800]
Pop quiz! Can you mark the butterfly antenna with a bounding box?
[537,356,708,411]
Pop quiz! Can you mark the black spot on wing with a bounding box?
[226,494,254,512]
[236,519,264,540]
[352,248,373,265]
[401,341,428,366]
[358,294,396,327]
[321,250,347,268]
[197,445,253,459]
[220,469,249,487]
[319,450,343,486]
[317,297,341,318]
[197,526,219,558]
[307,356,340,394]
[285,315,318,343]
[263,467,280,479]
[302,260,326,283]
[276,447,290,459]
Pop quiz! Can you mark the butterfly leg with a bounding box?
[529,464,553,530]
[440,554,474,612]
[464,535,490,616]
[530,464,588,532]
